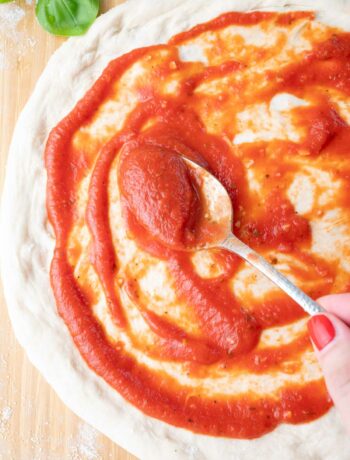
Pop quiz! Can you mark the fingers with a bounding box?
[317,294,350,326]
[308,312,350,433]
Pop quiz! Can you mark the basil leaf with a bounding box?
[0,0,14,3]
[36,0,99,36]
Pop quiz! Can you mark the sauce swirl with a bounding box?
[44,11,350,438]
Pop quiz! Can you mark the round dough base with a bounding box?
[2,1,350,459]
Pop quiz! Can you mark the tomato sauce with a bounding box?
[44,11,350,438]
[118,141,200,249]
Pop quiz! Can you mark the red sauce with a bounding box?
[44,11,350,438]
[118,141,199,249]
[239,191,311,251]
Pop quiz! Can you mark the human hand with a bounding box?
[308,294,350,434]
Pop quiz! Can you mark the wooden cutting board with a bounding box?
[0,1,137,458]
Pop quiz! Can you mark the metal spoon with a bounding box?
[184,158,325,316]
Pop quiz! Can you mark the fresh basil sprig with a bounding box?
[36,0,100,36]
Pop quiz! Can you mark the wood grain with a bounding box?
[0,1,137,459]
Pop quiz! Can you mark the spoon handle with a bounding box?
[220,234,325,316]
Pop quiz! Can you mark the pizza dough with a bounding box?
[2,1,350,459]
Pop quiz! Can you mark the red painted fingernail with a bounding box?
[307,315,335,351]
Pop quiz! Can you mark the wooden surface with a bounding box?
[0,2,137,459]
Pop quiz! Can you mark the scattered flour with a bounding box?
[0,3,25,41]
[0,3,36,69]
[0,354,103,460]
[0,406,13,436]
[0,50,6,70]
[0,3,25,25]
[69,423,102,460]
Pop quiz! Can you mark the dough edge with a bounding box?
[1,1,350,459]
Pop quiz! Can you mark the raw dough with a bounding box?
[2,1,350,459]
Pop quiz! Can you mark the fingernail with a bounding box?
[307,315,335,351]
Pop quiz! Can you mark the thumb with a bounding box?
[308,307,350,433]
